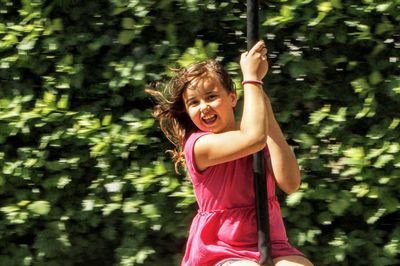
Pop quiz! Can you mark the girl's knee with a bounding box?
[273,256,313,266]
[226,260,260,266]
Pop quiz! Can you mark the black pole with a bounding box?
[246,1,273,265]
[246,0,259,49]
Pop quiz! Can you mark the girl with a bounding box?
[148,40,313,266]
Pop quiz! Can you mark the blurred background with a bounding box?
[0,0,399,265]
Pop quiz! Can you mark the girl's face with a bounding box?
[183,75,237,133]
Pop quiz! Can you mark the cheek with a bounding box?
[187,107,199,120]
[210,99,223,109]
[215,100,233,112]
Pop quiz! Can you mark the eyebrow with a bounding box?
[184,89,217,104]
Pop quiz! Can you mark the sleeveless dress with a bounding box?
[181,131,303,266]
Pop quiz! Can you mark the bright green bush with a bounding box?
[0,0,398,265]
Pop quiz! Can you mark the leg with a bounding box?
[273,256,313,266]
[221,260,260,266]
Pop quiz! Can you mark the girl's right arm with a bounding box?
[194,40,269,170]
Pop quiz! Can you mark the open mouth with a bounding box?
[202,114,217,125]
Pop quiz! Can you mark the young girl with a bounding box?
[148,40,313,266]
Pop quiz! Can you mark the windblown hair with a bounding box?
[146,59,235,173]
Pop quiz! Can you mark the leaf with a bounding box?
[118,30,136,45]
[286,191,304,206]
[328,197,351,216]
[309,104,331,125]
[27,201,51,215]
[366,208,386,224]
[122,17,135,30]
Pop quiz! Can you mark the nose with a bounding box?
[200,102,210,112]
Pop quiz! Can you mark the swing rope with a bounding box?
[246,1,273,265]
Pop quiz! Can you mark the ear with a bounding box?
[229,91,238,108]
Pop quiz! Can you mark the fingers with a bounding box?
[261,46,267,55]
[240,51,248,61]
[261,46,268,60]
[249,40,265,54]
[257,42,268,59]
[240,40,269,79]
[243,40,267,59]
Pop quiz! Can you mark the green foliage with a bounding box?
[0,0,399,265]
[261,1,399,265]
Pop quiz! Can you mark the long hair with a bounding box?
[146,59,234,173]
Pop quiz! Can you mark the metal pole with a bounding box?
[246,1,273,265]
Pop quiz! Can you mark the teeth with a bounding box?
[203,115,214,120]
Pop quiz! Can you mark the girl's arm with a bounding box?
[194,40,269,170]
[265,97,301,194]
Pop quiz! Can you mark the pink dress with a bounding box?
[181,131,303,266]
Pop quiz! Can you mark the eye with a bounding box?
[208,94,217,100]
[187,100,198,106]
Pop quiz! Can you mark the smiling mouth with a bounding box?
[202,114,217,124]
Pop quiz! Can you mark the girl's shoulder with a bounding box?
[183,131,213,183]
[184,130,211,153]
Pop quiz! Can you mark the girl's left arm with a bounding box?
[264,96,301,194]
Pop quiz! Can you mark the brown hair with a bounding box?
[146,59,235,173]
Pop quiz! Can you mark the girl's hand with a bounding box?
[240,40,269,81]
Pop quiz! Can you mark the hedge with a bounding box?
[0,0,399,265]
